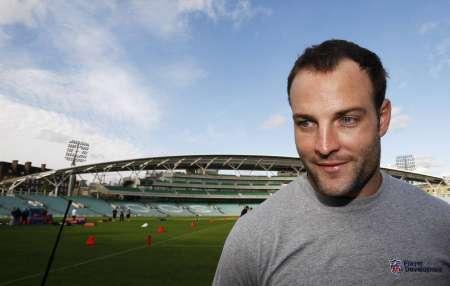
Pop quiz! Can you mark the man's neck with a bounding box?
[357,168,383,198]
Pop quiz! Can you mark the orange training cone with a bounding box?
[85,235,96,247]
[157,226,165,234]
[190,221,197,228]
[146,235,152,247]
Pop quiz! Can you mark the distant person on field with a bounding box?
[112,207,118,221]
[214,39,450,285]
[10,207,21,226]
[71,208,77,220]
[21,208,29,225]
[119,209,124,222]
[240,205,249,217]
[126,208,131,221]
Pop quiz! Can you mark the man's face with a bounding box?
[289,59,391,198]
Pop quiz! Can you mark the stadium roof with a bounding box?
[66,154,306,174]
[0,154,445,192]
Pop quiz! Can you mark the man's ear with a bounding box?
[378,99,391,137]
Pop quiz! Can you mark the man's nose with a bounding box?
[314,125,340,157]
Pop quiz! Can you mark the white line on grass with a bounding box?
[0,221,233,286]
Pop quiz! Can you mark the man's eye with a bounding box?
[340,116,358,126]
[296,120,314,128]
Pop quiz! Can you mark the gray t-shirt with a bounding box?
[213,172,450,285]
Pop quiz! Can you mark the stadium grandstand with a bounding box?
[0,155,448,219]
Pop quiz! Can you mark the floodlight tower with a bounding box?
[65,140,89,196]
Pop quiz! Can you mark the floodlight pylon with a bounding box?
[65,140,89,196]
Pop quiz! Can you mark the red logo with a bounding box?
[389,258,403,274]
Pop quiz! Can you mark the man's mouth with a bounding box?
[315,161,348,173]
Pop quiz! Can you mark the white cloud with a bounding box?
[56,23,122,65]
[130,0,270,37]
[38,2,124,66]
[0,95,142,168]
[0,1,267,127]
[0,65,159,129]
[389,154,447,177]
[418,21,439,35]
[36,129,71,144]
[415,20,450,78]
[130,0,189,38]
[0,2,160,130]
[428,36,450,77]
[429,58,450,78]
[227,0,271,27]
[411,156,446,176]
[0,0,46,27]
[262,114,286,129]
[179,0,218,16]
[160,61,207,86]
[0,28,10,47]
[415,156,442,170]
[181,124,225,144]
[0,0,270,167]
[389,107,410,132]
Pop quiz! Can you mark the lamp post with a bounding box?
[65,140,89,196]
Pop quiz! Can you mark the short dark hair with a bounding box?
[287,39,388,111]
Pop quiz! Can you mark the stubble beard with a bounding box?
[300,137,381,198]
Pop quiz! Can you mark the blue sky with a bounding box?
[0,1,449,177]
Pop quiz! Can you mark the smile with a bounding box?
[315,161,348,173]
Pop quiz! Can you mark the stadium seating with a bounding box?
[0,195,100,217]
[215,204,243,216]
[106,186,141,192]
[0,206,10,217]
[21,195,67,215]
[111,201,165,217]
[21,195,99,217]
[239,190,270,196]
[268,182,283,186]
[142,187,176,194]
[208,190,240,196]
[67,196,113,216]
[175,189,209,195]
[154,203,193,216]
[0,196,30,212]
[0,193,262,218]
[179,203,223,216]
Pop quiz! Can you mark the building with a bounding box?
[0,160,49,181]
[0,160,51,194]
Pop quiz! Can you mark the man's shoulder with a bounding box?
[250,175,309,213]
[222,176,310,256]
[233,176,311,231]
[383,173,450,213]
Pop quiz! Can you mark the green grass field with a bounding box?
[0,217,236,286]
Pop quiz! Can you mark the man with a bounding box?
[240,205,250,217]
[71,208,77,220]
[21,208,29,225]
[126,207,131,221]
[10,207,21,226]
[213,39,450,285]
[119,208,124,222]
[112,207,118,221]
